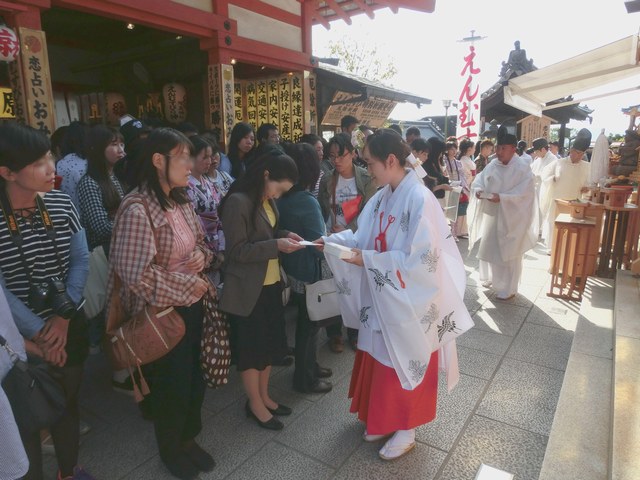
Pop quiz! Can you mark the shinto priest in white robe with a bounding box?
[539,156,590,244]
[468,155,538,297]
[323,170,473,392]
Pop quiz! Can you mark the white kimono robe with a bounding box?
[539,157,591,243]
[323,171,473,392]
[531,151,557,229]
[468,155,538,296]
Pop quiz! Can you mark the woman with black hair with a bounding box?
[77,126,126,259]
[187,136,224,283]
[317,129,472,461]
[219,151,304,431]
[227,122,256,179]
[0,123,92,479]
[56,121,90,208]
[411,138,452,197]
[277,143,333,394]
[108,128,213,479]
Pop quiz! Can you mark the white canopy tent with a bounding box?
[504,34,640,117]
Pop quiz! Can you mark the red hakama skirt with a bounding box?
[348,350,439,435]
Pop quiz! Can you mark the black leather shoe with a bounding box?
[245,401,284,430]
[267,403,292,416]
[182,440,215,472]
[316,366,333,378]
[162,452,199,480]
[296,380,333,394]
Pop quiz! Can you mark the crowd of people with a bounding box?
[0,111,592,479]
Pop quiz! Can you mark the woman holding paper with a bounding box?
[318,129,473,461]
[219,151,304,431]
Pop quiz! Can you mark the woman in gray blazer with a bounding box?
[219,152,303,431]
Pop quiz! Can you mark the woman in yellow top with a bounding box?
[219,150,303,431]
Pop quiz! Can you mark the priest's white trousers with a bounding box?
[479,259,522,297]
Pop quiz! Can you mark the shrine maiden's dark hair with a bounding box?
[365,128,411,167]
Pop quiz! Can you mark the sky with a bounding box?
[312,0,640,138]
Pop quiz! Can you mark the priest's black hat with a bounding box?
[496,125,517,146]
[532,137,548,150]
[571,128,592,152]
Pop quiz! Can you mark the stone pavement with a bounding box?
[44,240,577,480]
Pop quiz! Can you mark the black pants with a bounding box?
[326,322,358,342]
[21,364,83,480]
[150,300,206,462]
[292,292,320,390]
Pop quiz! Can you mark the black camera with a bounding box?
[29,277,77,319]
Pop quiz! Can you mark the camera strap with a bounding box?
[0,190,65,281]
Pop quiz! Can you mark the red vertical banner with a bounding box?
[455,45,481,141]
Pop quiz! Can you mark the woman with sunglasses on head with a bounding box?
[0,123,93,480]
[317,129,473,461]
[107,128,213,480]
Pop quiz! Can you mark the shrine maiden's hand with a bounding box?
[343,248,363,267]
[312,237,325,252]
[488,193,500,203]
[475,190,483,199]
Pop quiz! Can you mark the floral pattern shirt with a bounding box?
[187,175,225,255]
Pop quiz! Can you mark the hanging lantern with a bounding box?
[162,82,187,123]
[105,92,127,125]
[0,26,20,62]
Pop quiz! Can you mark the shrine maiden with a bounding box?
[468,126,538,300]
[539,129,592,246]
[319,130,473,461]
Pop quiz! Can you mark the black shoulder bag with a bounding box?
[0,334,66,434]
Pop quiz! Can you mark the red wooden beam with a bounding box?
[52,0,235,38]
[351,0,375,19]
[324,0,352,25]
[228,0,302,28]
[0,1,29,12]
[201,33,313,72]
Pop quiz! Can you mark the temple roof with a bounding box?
[310,0,436,28]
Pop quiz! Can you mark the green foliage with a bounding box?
[327,36,398,82]
[607,132,624,143]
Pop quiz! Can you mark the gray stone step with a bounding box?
[611,271,640,480]
[539,277,614,480]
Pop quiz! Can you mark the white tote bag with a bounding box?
[83,246,109,319]
[305,278,340,322]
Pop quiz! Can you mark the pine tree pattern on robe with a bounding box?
[336,278,351,295]
[437,311,459,342]
[368,268,399,291]
[400,211,410,232]
[421,249,440,272]
[421,303,439,333]
[408,359,427,383]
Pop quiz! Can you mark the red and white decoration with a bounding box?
[0,26,20,62]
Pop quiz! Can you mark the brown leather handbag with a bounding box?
[105,273,186,401]
[104,197,186,401]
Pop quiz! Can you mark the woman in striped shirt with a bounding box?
[0,123,92,480]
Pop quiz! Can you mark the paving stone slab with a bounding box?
[476,357,564,436]
[506,323,573,371]
[456,345,502,381]
[416,374,487,451]
[437,415,547,480]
